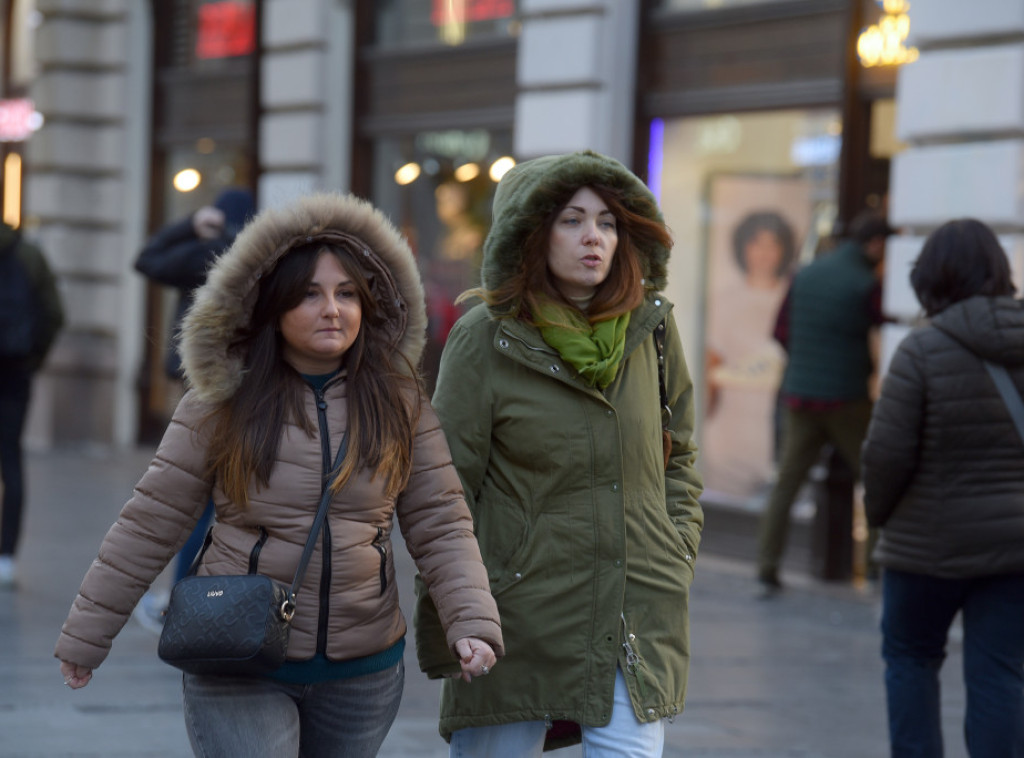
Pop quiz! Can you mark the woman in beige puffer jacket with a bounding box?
[54,193,503,758]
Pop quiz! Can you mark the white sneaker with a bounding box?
[0,556,15,587]
[133,589,169,634]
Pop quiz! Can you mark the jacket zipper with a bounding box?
[372,527,388,595]
[499,324,558,355]
[313,386,333,654]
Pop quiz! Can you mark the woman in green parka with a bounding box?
[414,150,704,756]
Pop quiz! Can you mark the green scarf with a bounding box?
[535,301,630,390]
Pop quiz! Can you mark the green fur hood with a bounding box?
[180,192,427,404]
[481,150,670,295]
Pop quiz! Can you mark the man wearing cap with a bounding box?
[756,210,894,595]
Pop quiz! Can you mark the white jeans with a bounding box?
[449,668,665,758]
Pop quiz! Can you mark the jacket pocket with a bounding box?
[473,491,531,596]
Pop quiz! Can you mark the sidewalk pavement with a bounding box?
[1,447,969,758]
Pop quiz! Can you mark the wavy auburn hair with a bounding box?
[202,243,421,507]
[462,183,670,324]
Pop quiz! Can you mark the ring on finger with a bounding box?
[480,665,490,675]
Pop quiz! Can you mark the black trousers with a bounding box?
[0,361,31,556]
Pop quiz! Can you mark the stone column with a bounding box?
[259,0,356,207]
[25,0,151,448]
[885,0,1024,366]
[514,0,641,163]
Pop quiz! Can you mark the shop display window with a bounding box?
[652,108,840,507]
[375,0,519,47]
[657,0,803,11]
[371,130,514,390]
[163,0,256,68]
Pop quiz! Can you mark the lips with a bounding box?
[581,254,603,268]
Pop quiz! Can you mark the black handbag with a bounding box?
[157,432,348,676]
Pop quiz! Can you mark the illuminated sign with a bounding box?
[195,1,256,60]
[0,99,44,142]
[432,0,515,26]
[858,0,919,68]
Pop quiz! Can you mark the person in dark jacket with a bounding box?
[132,188,255,627]
[415,151,704,756]
[862,218,1024,758]
[756,210,893,594]
[135,187,255,381]
[0,222,64,586]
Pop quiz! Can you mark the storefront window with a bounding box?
[657,0,803,11]
[164,0,256,68]
[375,0,519,47]
[372,129,514,389]
[162,140,252,223]
[652,108,840,506]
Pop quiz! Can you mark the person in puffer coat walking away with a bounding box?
[415,150,704,756]
[55,193,503,758]
[862,218,1024,758]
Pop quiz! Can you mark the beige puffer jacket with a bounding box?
[55,193,503,670]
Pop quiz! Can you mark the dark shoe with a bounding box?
[756,573,783,599]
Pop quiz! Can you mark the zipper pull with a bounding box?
[621,615,648,698]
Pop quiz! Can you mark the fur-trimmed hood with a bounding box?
[180,192,426,404]
[481,150,670,295]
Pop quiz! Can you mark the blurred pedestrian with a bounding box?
[55,192,502,757]
[862,218,1024,758]
[0,221,64,587]
[415,150,704,756]
[756,210,893,595]
[132,187,254,628]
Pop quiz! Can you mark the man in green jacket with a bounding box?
[0,221,64,586]
[756,210,893,595]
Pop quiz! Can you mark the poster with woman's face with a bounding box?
[700,173,811,504]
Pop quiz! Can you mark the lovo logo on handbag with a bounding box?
[206,589,224,597]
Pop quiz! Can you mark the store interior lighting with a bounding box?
[395,162,422,185]
[173,168,202,192]
[453,162,480,182]
[489,156,516,182]
[3,153,22,228]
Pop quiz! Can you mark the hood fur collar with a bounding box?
[180,192,426,404]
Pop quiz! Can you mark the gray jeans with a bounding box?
[183,659,404,758]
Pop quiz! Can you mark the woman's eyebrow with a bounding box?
[562,205,613,215]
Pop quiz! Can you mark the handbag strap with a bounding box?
[287,431,349,605]
[653,318,671,428]
[983,361,1024,445]
[180,430,350,620]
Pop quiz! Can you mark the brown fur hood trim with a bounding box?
[180,192,426,404]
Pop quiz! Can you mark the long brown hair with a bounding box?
[463,183,670,324]
[203,243,421,507]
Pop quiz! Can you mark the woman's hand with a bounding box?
[59,660,93,690]
[454,637,497,682]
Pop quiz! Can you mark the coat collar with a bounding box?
[493,297,673,395]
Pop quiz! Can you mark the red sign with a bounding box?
[432,0,515,26]
[195,1,256,60]
[0,99,40,142]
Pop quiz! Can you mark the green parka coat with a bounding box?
[414,151,704,750]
